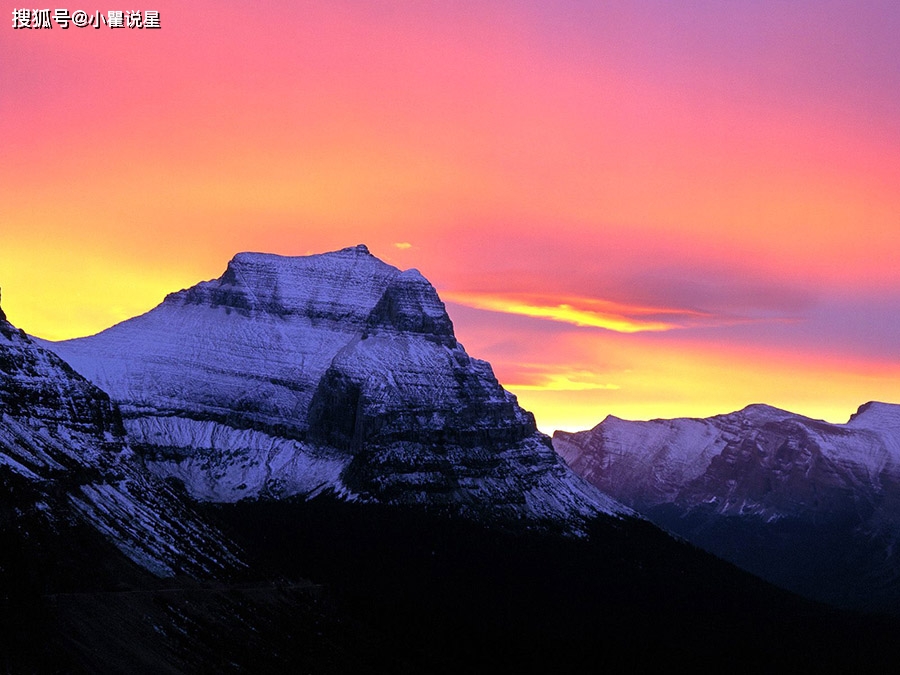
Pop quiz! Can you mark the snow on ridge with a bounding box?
[847,401,900,430]
[556,399,900,516]
[2,311,245,579]
[126,415,352,503]
[168,245,403,321]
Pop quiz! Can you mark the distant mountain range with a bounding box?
[554,402,900,613]
[2,246,898,670]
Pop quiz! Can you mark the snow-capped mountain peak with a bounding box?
[42,247,629,529]
[171,245,400,321]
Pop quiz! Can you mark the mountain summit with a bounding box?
[45,246,625,527]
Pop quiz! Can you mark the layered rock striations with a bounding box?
[46,246,626,526]
[554,403,900,611]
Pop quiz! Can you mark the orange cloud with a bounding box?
[499,365,620,392]
[442,292,710,333]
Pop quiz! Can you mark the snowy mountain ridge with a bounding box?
[554,402,900,611]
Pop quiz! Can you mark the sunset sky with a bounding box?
[2,1,899,432]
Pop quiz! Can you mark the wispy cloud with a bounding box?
[503,366,621,392]
[442,291,712,333]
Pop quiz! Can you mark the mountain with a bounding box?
[553,403,900,613]
[8,250,900,669]
[43,245,625,529]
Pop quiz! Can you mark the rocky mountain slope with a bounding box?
[44,245,625,529]
[554,403,900,612]
[0,302,242,581]
[0,300,298,671]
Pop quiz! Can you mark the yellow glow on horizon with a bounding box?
[0,242,205,341]
[499,336,900,434]
[502,366,621,392]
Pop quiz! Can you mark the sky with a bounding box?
[2,1,900,432]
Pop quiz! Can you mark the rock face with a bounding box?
[45,246,625,527]
[554,403,900,612]
[0,306,242,581]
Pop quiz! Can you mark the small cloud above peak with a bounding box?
[394,242,413,250]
